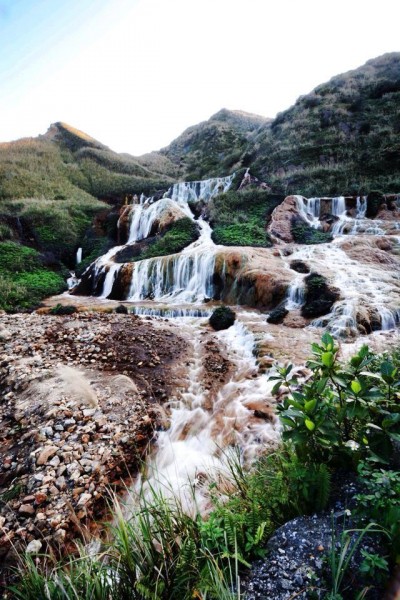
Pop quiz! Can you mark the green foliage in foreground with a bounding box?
[133,217,199,261]
[10,336,400,599]
[275,332,400,467]
[0,242,66,311]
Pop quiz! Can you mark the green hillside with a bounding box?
[248,52,400,196]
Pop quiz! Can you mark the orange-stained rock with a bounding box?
[267,195,305,243]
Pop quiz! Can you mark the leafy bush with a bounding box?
[212,221,272,247]
[0,242,66,311]
[134,217,199,261]
[209,189,283,248]
[0,241,40,272]
[355,461,400,561]
[292,222,333,245]
[275,333,400,467]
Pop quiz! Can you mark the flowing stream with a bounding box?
[70,175,400,512]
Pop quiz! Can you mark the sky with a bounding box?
[0,0,398,156]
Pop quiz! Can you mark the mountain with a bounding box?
[157,108,268,180]
[247,52,400,196]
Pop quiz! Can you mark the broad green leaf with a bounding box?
[351,379,362,394]
[321,332,334,350]
[331,374,347,388]
[280,417,296,428]
[321,352,334,368]
[305,418,315,431]
[304,398,317,414]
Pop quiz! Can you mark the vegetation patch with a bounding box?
[292,219,333,245]
[0,242,66,311]
[209,189,283,247]
[131,217,199,261]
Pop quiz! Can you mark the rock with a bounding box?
[19,504,35,517]
[209,306,236,331]
[77,493,92,506]
[36,446,58,465]
[290,260,310,274]
[268,196,306,243]
[267,306,288,324]
[26,539,42,554]
[301,273,340,319]
[0,329,12,342]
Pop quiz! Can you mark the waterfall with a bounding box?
[331,196,346,217]
[285,277,305,310]
[295,196,321,228]
[99,263,121,299]
[76,248,82,265]
[127,198,191,243]
[127,250,216,303]
[165,173,235,204]
[131,307,212,318]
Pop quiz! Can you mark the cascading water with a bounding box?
[166,173,235,204]
[134,318,281,515]
[89,175,235,301]
[295,196,321,228]
[76,247,82,265]
[285,276,305,310]
[127,218,217,303]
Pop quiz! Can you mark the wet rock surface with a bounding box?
[244,479,385,600]
[0,311,187,570]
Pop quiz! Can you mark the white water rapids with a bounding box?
[69,175,400,515]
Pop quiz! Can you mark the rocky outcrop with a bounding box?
[117,200,189,245]
[214,248,291,309]
[267,196,305,244]
[301,273,340,319]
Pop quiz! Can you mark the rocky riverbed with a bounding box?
[0,310,190,581]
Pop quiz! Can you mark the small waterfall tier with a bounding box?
[296,195,400,236]
[165,173,235,204]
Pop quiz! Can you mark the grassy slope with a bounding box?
[0,123,175,310]
[248,52,400,196]
[158,108,269,181]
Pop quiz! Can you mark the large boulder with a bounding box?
[301,273,340,319]
[214,248,291,309]
[267,196,305,244]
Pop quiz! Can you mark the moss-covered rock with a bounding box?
[267,305,289,324]
[209,306,236,331]
[301,273,340,318]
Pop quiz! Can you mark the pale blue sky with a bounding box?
[1,0,398,155]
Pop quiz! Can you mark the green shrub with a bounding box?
[212,221,272,247]
[292,222,333,245]
[274,333,400,467]
[0,241,40,272]
[133,217,199,261]
[0,223,13,241]
[0,242,66,311]
[209,190,283,248]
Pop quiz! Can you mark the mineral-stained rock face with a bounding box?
[214,248,291,309]
[118,199,189,245]
[267,196,305,244]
